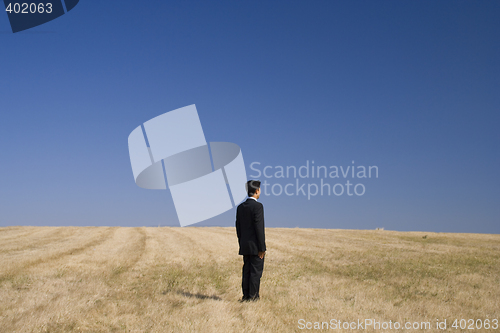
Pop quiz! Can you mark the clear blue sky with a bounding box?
[1,1,499,233]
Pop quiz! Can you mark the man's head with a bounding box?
[246,180,261,199]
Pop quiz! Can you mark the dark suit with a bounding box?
[236,197,266,299]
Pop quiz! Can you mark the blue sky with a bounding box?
[1,1,499,233]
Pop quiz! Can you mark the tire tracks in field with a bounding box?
[164,228,240,299]
[6,292,64,329]
[267,230,401,280]
[107,227,147,278]
[199,227,239,254]
[127,227,148,269]
[74,228,149,326]
[0,228,147,331]
[130,227,172,274]
[0,227,117,283]
[31,227,148,279]
[0,227,78,255]
[262,230,336,278]
[31,227,148,278]
[0,226,23,234]
[168,228,217,261]
[0,227,47,243]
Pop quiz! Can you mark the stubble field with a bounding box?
[0,226,499,332]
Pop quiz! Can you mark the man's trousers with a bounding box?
[242,255,264,299]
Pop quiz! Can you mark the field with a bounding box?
[0,227,499,332]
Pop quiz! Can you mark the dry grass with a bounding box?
[0,227,498,332]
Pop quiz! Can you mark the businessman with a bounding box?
[236,180,266,302]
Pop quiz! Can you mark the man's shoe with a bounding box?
[238,297,250,303]
[249,296,260,301]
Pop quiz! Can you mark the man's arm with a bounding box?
[253,203,266,255]
[235,207,241,240]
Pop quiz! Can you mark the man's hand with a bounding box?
[258,251,266,259]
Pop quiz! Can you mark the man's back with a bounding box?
[236,198,266,256]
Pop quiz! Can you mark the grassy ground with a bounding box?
[0,227,498,332]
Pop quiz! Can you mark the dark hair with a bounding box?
[246,180,261,197]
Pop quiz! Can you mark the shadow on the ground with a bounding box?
[176,290,222,301]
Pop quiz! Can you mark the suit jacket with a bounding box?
[236,198,266,255]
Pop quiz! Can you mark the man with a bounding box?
[236,180,266,302]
